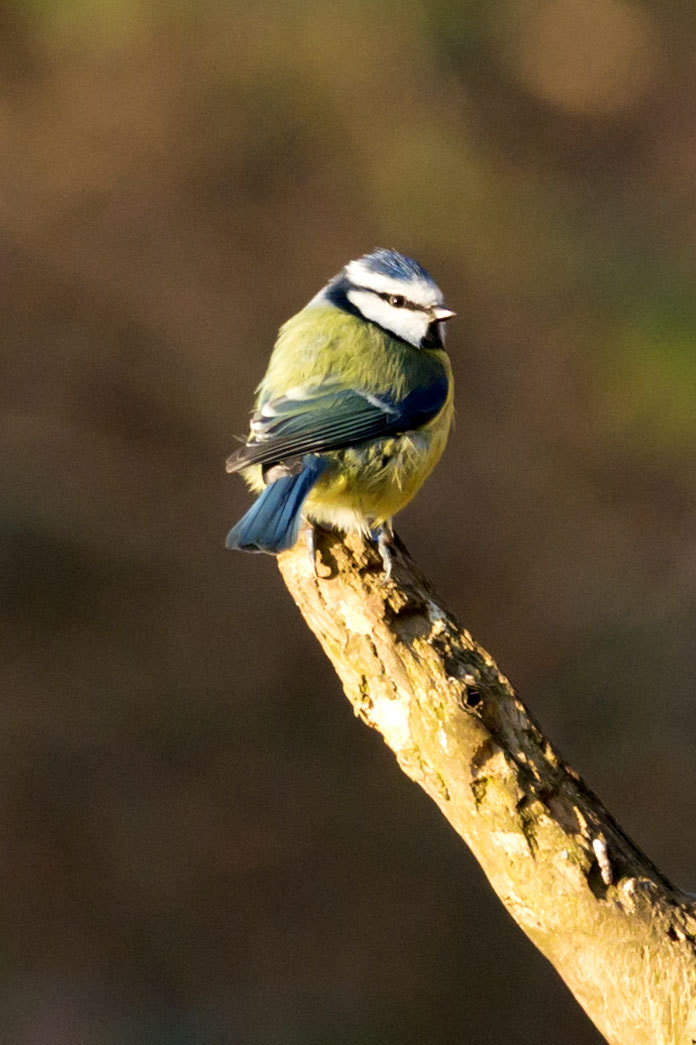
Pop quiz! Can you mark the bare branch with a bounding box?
[278,529,696,1045]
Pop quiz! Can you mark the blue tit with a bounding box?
[225,248,455,577]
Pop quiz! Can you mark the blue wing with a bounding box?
[226,375,449,473]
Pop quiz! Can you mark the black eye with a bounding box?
[388,294,406,308]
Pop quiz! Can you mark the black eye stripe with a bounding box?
[378,291,421,311]
[350,284,425,312]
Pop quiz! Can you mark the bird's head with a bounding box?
[319,248,455,349]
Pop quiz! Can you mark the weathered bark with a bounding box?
[278,529,696,1045]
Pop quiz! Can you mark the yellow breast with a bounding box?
[306,375,453,532]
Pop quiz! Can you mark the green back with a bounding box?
[257,304,449,407]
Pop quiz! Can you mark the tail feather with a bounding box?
[226,456,326,554]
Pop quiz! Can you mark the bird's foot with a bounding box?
[371,522,394,583]
[306,522,319,577]
[305,522,333,578]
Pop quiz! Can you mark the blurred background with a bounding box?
[1,0,695,1041]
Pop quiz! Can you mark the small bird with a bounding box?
[225,248,455,577]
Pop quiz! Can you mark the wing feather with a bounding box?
[226,376,448,474]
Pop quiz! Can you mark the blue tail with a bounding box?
[226,456,327,554]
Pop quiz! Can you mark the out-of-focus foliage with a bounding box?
[1,1,695,1042]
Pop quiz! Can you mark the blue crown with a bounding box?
[357,248,435,286]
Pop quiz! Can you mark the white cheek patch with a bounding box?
[347,289,430,347]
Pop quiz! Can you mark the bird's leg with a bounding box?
[305,521,319,577]
[371,521,394,582]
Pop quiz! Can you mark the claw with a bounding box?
[372,521,394,583]
[306,523,319,577]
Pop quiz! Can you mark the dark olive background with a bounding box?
[1,2,695,1042]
